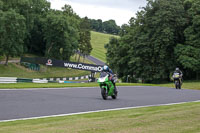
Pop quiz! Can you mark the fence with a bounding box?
[0,77,17,83]
[0,75,91,84]
[0,77,47,84]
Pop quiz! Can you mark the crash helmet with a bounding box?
[175,67,179,71]
[103,65,109,71]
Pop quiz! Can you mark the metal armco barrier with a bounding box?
[0,78,52,84]
[17,78,33,83]
[0,77,17,83]
[0,75,91,84]
[33,79,48,83]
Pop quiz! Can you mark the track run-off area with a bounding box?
[0,86,200,122]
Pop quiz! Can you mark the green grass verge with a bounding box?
[91,31,119,62]
[152,80,200,90]
[0,83,98,89]
[0,81,199,90]
[0,102,199,133]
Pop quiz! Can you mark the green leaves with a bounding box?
[0,0,3,10]
[175,44,200,71]
[0,0,86,62]
[78,17,92,60]
[106,0,198,82]
[89,19,120,35]
[102,20,120,35]
[0,9,26,65]
[175,0,200,72]
[43,9,79,61]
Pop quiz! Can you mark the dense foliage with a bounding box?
[78,17,92,62]
[0,0,92,64]
[89,19,121,35]
[106,0,200,82]
[43,6,80,61]
[0,9,26,65]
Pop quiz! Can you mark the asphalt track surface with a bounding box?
[86,55,105,65]
[0,86,200,121]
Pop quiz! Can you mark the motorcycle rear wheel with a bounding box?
[111,90,117,99]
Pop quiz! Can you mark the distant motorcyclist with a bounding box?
[173,67,183,83]
[102,65,117,93]
[174,67,183,77]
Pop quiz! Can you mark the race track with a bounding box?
[0,86,200,121]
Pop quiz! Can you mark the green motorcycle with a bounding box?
[97,72,117,100]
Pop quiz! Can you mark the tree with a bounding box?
[175,0,200,79]
[62,4,80,29]
[97,19,103,32]
[28,17,46,55]
[78,17,92,62]
[43,10,79,61]
[131,0,186,82]
[0,0,3,10]
[119,24,129,36]
[106,0,187,83]
[89,19,100,32]
[26,0,50,55]
[103,20,120,34]
[1,0,50,55]
[0,9,26,65]
[89,19,120,34]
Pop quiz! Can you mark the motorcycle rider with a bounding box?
[102,65,117,93]
[173,67,183,84]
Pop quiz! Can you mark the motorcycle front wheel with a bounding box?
[175,81,179,89]
[101,87,108,100]
[175,80,181,89]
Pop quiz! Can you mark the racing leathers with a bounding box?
[102,68,117,93]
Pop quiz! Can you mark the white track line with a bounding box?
[0,100,200,123]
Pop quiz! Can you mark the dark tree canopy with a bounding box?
[175,0,200,79]
[0,9,26,65]
[106,0,200,82]
[43,9,80,61]
[0,0,92,63]
[78,17,92,62]
[89,19,121,35]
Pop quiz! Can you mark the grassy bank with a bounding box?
[0,102,199,133]
[91,31,119,62]
[0,54,93,78]
[0,81,199,90]
[0,63,90,78]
